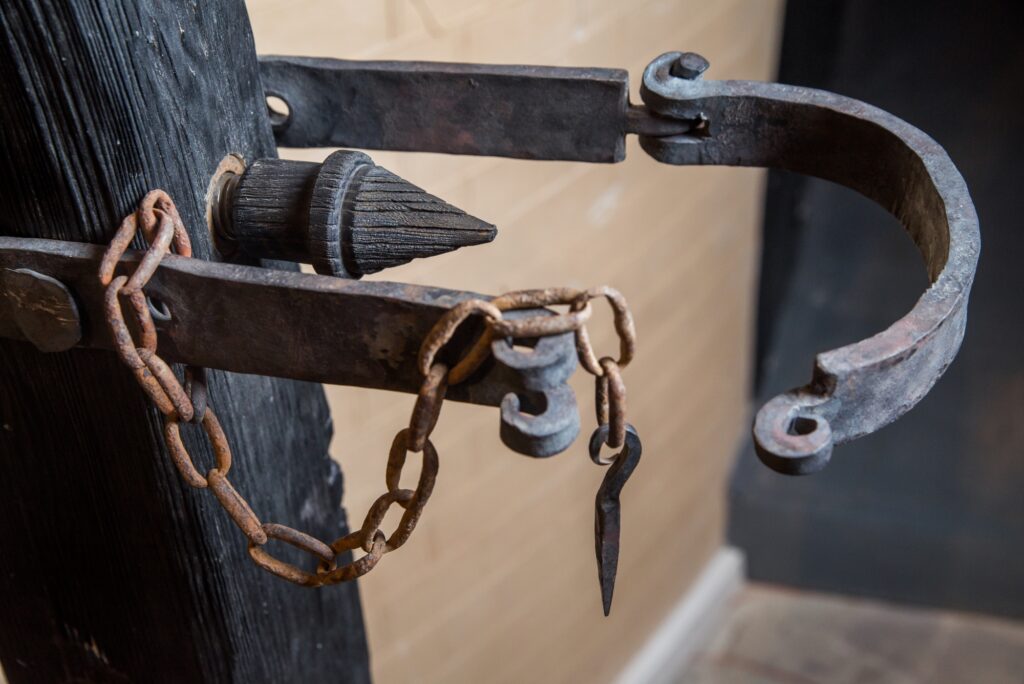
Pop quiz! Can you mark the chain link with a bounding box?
[101,191,637,587]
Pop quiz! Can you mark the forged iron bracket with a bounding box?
[639,52,980,474]
[0,237,579,458]
[259,52,979,474]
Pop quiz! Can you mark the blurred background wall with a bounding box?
[247,1,783,682]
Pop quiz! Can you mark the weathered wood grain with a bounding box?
[0,2,368,682]
[228,155,496,275]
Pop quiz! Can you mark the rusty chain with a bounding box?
[101,190,636,587]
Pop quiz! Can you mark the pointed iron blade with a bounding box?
[589,424,642,616]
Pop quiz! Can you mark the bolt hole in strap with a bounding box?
[639,52,979,475]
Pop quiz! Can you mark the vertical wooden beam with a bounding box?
[0,2,370,681]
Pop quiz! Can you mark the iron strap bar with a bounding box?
[259,56,691,162]
[0,236,568,408]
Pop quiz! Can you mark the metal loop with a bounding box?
[98,193,191,289]
[385,439,439,553]
[248,523,336,587]
[163,408,232,488]
[596,358,626,448]
[377,429,440,553]
[589,423,641,467]
[596,374,608,427]
[124,212,175,294]
[319,530,387,584]
[126,288,158,352]
[137,189,192,259]
[102,276,144,370]
[572,286,636,376]
[446,326,495,385]
[489,288,594,338]
[185,365,209,424]
[138,348,194,422]
[359,489,415,553]
[103,276,176,414]
[418,299,503,378]
[386,429,438,492]
[489,287,585,310]
[98,214,139,286]
[407,363,448,451]
[208,468,267,545]
[380,430,440,552]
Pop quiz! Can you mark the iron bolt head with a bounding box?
[670,52,710,80]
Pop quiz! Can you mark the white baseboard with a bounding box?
[613,546,745,684]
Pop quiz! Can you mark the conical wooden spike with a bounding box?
[344,165,496,275]
[221,151,497,278]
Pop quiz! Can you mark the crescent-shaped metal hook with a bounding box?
[490,331,580,457]
[639,51,980,475]
[499,385,580,457]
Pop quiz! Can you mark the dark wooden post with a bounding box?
[0,2,370,682]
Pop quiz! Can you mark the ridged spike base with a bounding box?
[220,150,496,278]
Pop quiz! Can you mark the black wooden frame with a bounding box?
[0,2,370,681]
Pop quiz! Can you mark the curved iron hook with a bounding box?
[491,331,580,457]
[639,52,980,475]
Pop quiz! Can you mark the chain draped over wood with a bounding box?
[100,191,636,587]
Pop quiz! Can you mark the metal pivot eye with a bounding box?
[788,416,817,436]
[147,295,171,322]
[498,386,580,458]
[488,322,580,458]
[639,51,980,475]
[265,93,291,129]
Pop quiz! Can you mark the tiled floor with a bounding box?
[681,585,1024,684]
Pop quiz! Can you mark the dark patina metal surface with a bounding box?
[0,267,81,352]
[259,56,689,162]
[590,423,642,616]
[639,52,980,474]
[0,237,578,448]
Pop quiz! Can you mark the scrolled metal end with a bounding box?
[669,52,710,80]
[752,394,834,475]
[490,327,577,392]
[499,385,579,458]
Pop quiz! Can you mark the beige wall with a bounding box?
[248,1,783,682]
